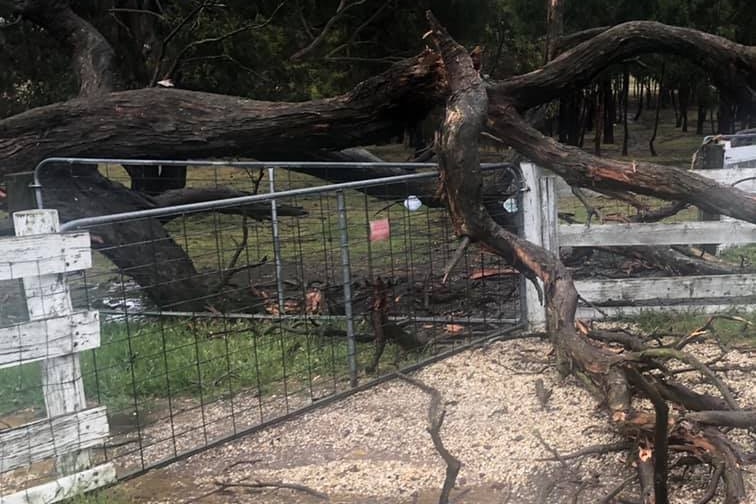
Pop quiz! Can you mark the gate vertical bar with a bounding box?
[336,191,358,387]
[268,167,286,310]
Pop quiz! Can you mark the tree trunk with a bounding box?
[603,77,615,144]
[649,64,665,157]
[622,66,630,155]
[594,85,604,155]
[718,96,735,134]
[679,82,690,132]
[544,0,564,63]
[634,76,644,121]
[0,53,445,177]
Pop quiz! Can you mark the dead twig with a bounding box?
[396,372,461,504]
[534,378,552,410]
[290,0,369,61]
[213,479,329,501]
[218,216,249,288]
[635,347,740,411]
[163,1,286,81]
[442,236,471,284]
[150,1,211,86]
[599,475,636,504]
[571,187,604,225]
[674,314,751,350]
[536,441,631,462]
[533,429,569,470]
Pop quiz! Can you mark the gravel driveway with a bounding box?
[113,336,756,503]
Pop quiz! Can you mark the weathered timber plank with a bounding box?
[0,463,116,504]
[520,163,548,331]
[577,303,756,320]
[13,210,92,472]
[559,220,756,247]
[0,233,91,281]
[575,274,756,303]
[0,311,100,369]
[0,407,108,474]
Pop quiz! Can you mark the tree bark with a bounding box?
[0,52,445,177]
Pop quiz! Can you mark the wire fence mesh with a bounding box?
[1,160,524,493]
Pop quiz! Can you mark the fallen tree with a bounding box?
[426,13,753,503]
[3,2,756,500]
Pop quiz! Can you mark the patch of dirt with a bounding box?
[110,337,756,503]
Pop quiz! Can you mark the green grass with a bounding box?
[0,316,397,418]
[627,310,756,345]
[62,489,129,504]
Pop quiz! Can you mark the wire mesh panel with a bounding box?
[5,160,523,481]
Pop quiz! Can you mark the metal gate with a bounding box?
[0,158,524,491]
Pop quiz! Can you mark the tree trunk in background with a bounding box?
[622,66,630,155]
[559,93,583,145]
[679,82,690,132]
[672,88,680,126]
[696,84,707,135]
[544,0,564,63]
[649,64,665,156]
[595,85,604,155]
[634,76,644,121]
[718,96,735,134]
[603,77,615,144]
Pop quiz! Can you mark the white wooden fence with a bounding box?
[520,163,756,331]
[0,210,114,504]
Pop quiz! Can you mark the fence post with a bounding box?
[519,163,548,332]
[268,167,286,311]
[13,209,91,474]
[519,165,559,332]
[540,176,559,254]
[336,191,358,387]
[696,142,724,254]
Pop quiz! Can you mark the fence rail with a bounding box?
[520,161,756,326]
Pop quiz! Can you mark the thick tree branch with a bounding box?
[686,410,756,429]
[487,103,756,224]
[494,20,756,111]
[15,0,116,95]
[0,51,445,176]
